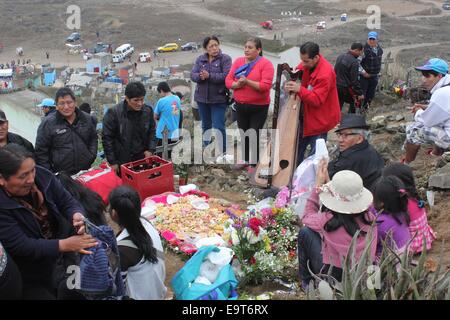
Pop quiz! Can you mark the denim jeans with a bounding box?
[197,102,227,154]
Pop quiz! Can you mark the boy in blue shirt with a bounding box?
[154,82,181,144]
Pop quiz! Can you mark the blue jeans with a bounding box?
[296,133,328,166]
[197,102,227,154]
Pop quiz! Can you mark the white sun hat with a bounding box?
[319,170,373,214]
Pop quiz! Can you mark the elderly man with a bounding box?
[403,58,450,163]
[328,114,384,191]
[0,109,35,153]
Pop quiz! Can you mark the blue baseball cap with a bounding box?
[368,31,378,40]
[37,98,56,108]
[415,58,449,75]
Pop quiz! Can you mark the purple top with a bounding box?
[375,210,411,256]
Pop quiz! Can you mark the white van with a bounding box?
[115,43,134,58]
[112,53,125,63]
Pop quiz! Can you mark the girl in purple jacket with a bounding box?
[372,176,411,257]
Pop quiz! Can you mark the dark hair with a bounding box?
[0,144,34,179]
[55,87,76,105]
[173,91,183,100]
[0,109,6,120]
[300,42,320,59]
[157,81,171,93]
[373,176,410,226]
[246,37,263,56]
[421,70,442,78]
[79,102,91,114]
[324,207,374,237]
[125,81,146,99]
[108,186,157,264]
[56,172,106,226]
[382,163,420,202]
[351,42,363,50]
[202,36,220,49]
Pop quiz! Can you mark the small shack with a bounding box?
[0,69,13,89]
[118,65,134,84]
[86,52,111,73]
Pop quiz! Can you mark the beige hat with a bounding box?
[319,170,373,214]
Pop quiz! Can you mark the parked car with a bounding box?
[316,21,326,30]
[92,42,111,54]
[115,43,134,58]
[443,1,450,10]
[181,42,198,51]
[66,32,80,42]
[112,53,125,63]
[157,43,179,52]
[139,52,152,62]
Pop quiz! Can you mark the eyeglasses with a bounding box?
[336,132,360,138]
[57,101,75,107]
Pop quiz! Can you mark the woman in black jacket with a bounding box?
[0,144,97,299]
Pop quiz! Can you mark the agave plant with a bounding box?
[306,227,450,300]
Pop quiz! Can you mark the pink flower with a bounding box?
[275,187,290,208]
[281,228,287,236]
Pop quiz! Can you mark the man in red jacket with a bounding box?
[285,42,341,165]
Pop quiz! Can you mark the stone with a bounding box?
[371,115,386,122]
[385,124,404,134]
[395,115,405,121]
[211,168,226,177]
[428,163,450,189]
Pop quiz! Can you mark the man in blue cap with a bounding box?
[360,31,383,110]
[38,98,56,117]
[403,58,450,163]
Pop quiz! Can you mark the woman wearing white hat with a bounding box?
[298,159,377,290]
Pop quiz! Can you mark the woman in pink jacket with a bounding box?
[225,38,274,167]
[298,160,377,290]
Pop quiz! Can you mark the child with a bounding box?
[298,160,376,288]
[372,176,411,257]
[108,186,166,300]
[382,163,436,253]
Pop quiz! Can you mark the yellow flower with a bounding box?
[264,235,271,252]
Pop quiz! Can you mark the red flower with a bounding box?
[248,217,263,236]
[289,250,296,259]
[249,256,256,265]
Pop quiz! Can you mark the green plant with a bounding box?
[174,163,189,179]
[306,229,450,300]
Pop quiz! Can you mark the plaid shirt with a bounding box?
[409,212,436,253]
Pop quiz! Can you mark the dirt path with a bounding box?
[386,41,450,61]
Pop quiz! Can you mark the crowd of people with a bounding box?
[0,31,449,299]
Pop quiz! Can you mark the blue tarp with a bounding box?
[44,70,56,86]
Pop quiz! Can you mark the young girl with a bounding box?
[372,176,411,257]
[382,163,436,253]
[298,160,376,288]
[108,186,166,300]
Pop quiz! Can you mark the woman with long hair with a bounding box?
[108,185,166,300]
[225,37,274,169]
[298,160,376,289]
[56,172,106,226]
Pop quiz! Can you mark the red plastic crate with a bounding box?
[121,156,174,200]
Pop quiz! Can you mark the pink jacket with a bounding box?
[302,189,377,267]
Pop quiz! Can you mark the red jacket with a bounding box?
[225,57,274,105]
[296,55,341,137]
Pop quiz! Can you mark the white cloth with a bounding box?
[117,218,167,300]
[415,75,450,140]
